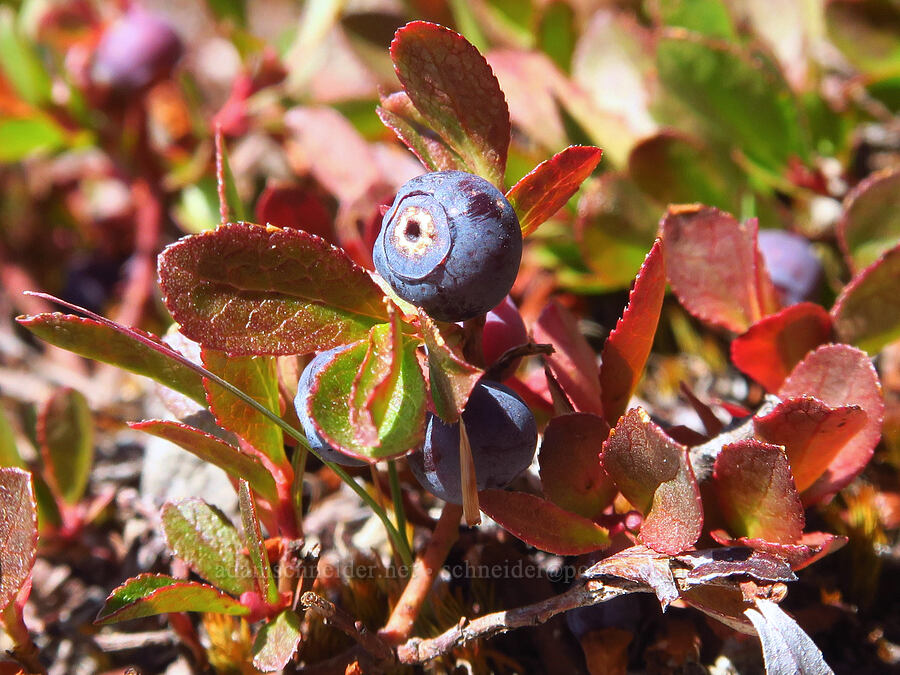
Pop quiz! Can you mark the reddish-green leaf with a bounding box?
[601,408,703,555]
[661,205,779,332]
[713,440,804,544]
[599,239,665,426]
[252,608,303,671]
[539,413,615,519]
[377,91,466,173]
[37,387,93,505]
[95,574,249,624]
[533,300,603,416]
[349,309,403,447]
[158,223,388,356]
[130,421,277,503]
[731,303,833,392]
[832,243,900,354]
[478,489,610,555]
[391,21,510,186]
[0,468,37,612]
[838,166,900,272]
[506,145,603,237]
[202,350,285,468]
[754,397,868,493]
[778,344,884,503]
[239,480,279,605]
[17,313,207,404]
[161,499,255,597]
[309,329,426,460]
[0,406,24,469]
[419,314,483,424]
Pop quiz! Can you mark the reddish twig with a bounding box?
[215,125,229,224]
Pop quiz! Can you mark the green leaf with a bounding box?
[419,314,482,424]
[158,223,388,355]
[377,91,468,173]
[161,499,255,597]
[130,421,278,502]
[215,130,247,222]
[348,311,402,447]
[17,313,207,405]
[202,350,286,468]
[826,0,900,80]
[538,2,577,72]
[838,166,900,272]
[649,0,736,38]
[832,243,900,354]
[95,574,249,625]
[0,115,68,162]
[239,480,278,605]
[0,406,24,469]
[391,21,510,187]
[0,7,52,106]
[656,30,807,172]
[251,609,303,671]
[309,324,426,460]
[207,0,246,25]
[0,467,37,612]
[37,388,93,504]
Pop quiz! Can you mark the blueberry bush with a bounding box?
[1,1,899,673]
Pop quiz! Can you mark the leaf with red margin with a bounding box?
[601,408,703,554]
[419,313,483,424]
[129,421,278,502]
[660,205,779,333]
[754,397,868,493]
[731,302,833,392]
[201,350,285,468]
[832,243,900,355]
[533,300,603,416]
[0,468,37,613]
[158,223,388,356]
[95,574,249,624]
[239,480,279,605]
[478,489,610,555]
[391,21,510,187]
[837,166,900,272]
[599,239,665,426]
[506,145,603,236]
[252,608,303,671]
[38,387,93,505]
[713,440,804,544]
[538,413,615,519]
[377,91,466,174]
[778,344,884,504]
[709,530,848,570]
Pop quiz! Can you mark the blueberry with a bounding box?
[373,171,522,322]
[295,347,367,467]
[757,230,823,306]
[482,296,528,379]
[92,6,183,93]
[408,381,537,503]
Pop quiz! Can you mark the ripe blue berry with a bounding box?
[408,381,537,504]
[373,171,522,322]
[294,347,366,467]
[757,230,823,306]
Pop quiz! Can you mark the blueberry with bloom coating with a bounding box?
[407,381,537,503]
[373,171,522,322]
[294,347,366,467]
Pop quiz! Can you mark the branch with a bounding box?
[301,592,393,662]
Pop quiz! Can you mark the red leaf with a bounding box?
[377,91,466,174]
[754,397,868,493]
[832,242,900,354]
[731,303,833,392]
[505,145,603,236]
[709,531,847,571]
[419,313,483,423]
[533,300,603,416]
[0,468,37,613]
[391,21,510,187]
[778,344,884,503]
[158,223,388,356]
[601,408,703,554]
[255,182,334,242]
[477,489,610,555]
[538,413,615,519]
[660,205,778,332]
[599,239,665,425]
[713,440,804,544]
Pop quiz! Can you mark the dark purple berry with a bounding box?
[295,347,367,467]
[408,381,537,504]
[92,6,183,93]
[482,296,528,379]
[373,171,522,322]
[757,230,823,306]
